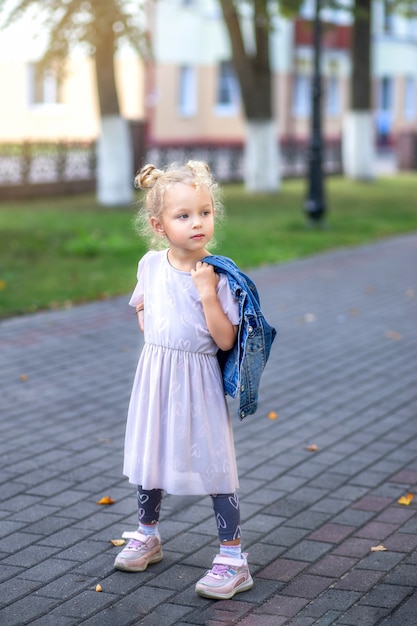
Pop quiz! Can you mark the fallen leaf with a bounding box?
[95,584,102,592]
[384,330,402,340]
[398,493,414,506]
[109,539,126,547]
[349,308,359,316]
[371,544,387,552]
[268,411,278,420]
[365,286,375,294]
[20,374,28,382]
[305,444,318,452]
[0,279,6,290]
[96,496,115,505]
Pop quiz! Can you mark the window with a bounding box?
[376,76,393,142]
[292,74,311,118]
[404,76,416,121]
[178,65,197,117]
[28,63,62,106]
[325,76,340,117]
[380,76,393,111]
[383,0,395,34]
[215,61,240,115]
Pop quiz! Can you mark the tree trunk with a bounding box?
[95,30,120,116]
[351,0,371,110]
[93,13,133,205]
[219,0,280,191]
[342,0,375,180]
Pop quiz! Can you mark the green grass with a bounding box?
[1,174,416,318]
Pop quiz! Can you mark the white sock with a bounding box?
[139,523,159,537]
[220,543,242,559]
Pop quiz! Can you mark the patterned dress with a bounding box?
[123,250,240,495]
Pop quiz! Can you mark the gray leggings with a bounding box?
[137,486,241,542]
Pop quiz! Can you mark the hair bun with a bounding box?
[186,160,211,176]
[135,164,163,190]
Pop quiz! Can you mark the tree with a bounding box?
[0,0,149,205]
[342,0,375,179]
[218,0,280,192]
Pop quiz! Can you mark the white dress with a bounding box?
[123,250,240,495]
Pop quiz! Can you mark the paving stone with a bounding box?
[333,537,376,559]
[354,519,401,540]
[351,495,393,512]
[333,568,385,592]
[254,594,310,617]
[284,540,333,562]
[307,554,358,578]
[383,563,417,587]
[355,550,405,572]
[281,573,335,599]
[257,558,309,582]
[361,583,413,609]
[337,604,391,625]
[308,523,355,544]
[301,589,361,617]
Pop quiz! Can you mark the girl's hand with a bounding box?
[135,306,145,332]
[191,262,237,351]
[191,261,219,298]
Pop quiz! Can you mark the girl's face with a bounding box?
[151,183,215,256]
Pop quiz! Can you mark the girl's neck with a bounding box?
[167,248,210,272]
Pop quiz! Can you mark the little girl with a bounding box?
[114,160,253,600]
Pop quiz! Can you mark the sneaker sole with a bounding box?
[114,549,163,572]
[196,574,254,600]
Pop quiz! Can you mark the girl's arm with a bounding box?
[191,262,238,351]
[135,305,145,332]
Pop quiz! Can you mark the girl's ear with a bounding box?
[150,216,165,236]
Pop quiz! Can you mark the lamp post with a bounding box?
[304,0,326,224]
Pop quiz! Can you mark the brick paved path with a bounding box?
[1,234,416,626]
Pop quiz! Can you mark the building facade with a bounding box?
[145,0,417,151]
[0,0,416,155]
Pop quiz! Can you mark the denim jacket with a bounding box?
[202,255,277,419]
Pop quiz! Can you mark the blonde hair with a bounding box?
[134,160,224,250]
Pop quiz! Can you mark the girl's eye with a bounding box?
[178,214,188,219]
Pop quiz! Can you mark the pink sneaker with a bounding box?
[114,531,163,572]
[195,553,253,600]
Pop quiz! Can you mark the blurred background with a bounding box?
[0,0,416,318]
[1,0,416,204]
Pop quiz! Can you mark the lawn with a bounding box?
[1,174,416,319]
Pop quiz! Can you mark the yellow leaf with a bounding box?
[0,279,6,290]
[268,411,278,420]
[95,584,102,592]
[398,493,414,506]
[371,544,387,552]
[305,444,318,452]
[384,330,402,340]
[96,496,115,505]
[109,539,126,547]
[20,374,28,382]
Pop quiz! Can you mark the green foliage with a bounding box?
[63,229,136,257]
[0,0,149,71]
[0,175,416,319]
